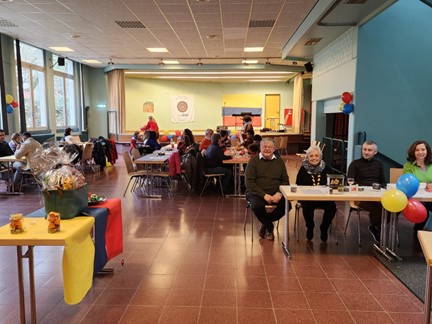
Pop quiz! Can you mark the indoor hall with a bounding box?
[0,146,425,323]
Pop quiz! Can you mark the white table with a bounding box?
[223,155,250,197]
[279,185,432,260]
[0,155,25,194]
[135,153,170,198]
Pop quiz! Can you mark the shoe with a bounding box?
[306,228,314,240]
[368,225,380,243]
[259,225,266,239]
[266,230,275,241]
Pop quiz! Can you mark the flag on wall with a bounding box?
[170,95,195,123]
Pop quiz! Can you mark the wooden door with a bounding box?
[265,94,280,130]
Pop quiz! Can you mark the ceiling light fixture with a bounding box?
[108,59,114,65]
[49,46,74,52]
[147,47,168,53]
[196,59,203,66]
[244,47,264,52]
[158,59,165,66]
[265,58,271,65]
[242,59,258,65]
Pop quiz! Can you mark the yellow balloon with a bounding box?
[5,94,13,104]
[381,189,408,212]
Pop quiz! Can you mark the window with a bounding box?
[53,55,76,128]
[16,42,47,130]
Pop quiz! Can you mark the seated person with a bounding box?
[247,143,260,156]
[241,129,254,148]
[295,145,336,242]
[178,135,196,157]
[253,134,262,144]
[63,127,82,146]
[0,130,14,181]
[182,128,199,153]
[204,133,233,194]
[13,132,43,189]
[143,131,161,152]
[199,129,213,151]
[219,129,231,150]
[347,140,386,243]
[245,137,290,240]
[9,132,22,153]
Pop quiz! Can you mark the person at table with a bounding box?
[253,134,262,144]
[0,130,14,181]
[13,132,43,190]
[241,115,254,138]
[204,133,233,194]
[219,129,231,150]
[199,128,213,151]
[295,145,336,242]
[63,127,82,146]
[8,132,22,153]
[245,137,290,240]
[140,116,159,135]
[247,143,260,157]
[347,140,386,243]
[403,140,432,233]
[143,131,161,152]
[241,129,254,149]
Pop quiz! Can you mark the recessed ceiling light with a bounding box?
[72,34,81,39]
[0,0,14,2]
[49,46,74,52]
[147,47,168,53]
[244,47,263,52]
[242,60,258,64]
[82,59,101,64]
[206,34,218,39]
[163,60,179,64]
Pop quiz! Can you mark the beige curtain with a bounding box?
[292,73,304,134]
[107,69,125,134]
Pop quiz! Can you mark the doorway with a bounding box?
[265,94,280,130]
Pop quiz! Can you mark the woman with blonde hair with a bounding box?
[9,132,22,153]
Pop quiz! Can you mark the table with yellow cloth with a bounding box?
[0,217,95,324]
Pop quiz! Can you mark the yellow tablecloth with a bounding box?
[0,217,95,304]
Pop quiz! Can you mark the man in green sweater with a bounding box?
[245,138,290,240]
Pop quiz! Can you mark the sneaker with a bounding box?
[306,228,314,240]
[259,225,266,239]
[368,225,380,243]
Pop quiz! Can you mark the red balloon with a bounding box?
[175,130,181,137]
[402,198,427,223]
[11,100,19,108]
[341,92,353,104]
[160,135,168,142]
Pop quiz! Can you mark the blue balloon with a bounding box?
[396,174,420,198]
[342,103,353,115]
[6,104,13,114]
[230,135,236,141]
[167,134,173,140]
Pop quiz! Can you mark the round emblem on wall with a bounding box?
[177,101,188,113]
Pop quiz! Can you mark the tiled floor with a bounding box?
[0,146,427,323]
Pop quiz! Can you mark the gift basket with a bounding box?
[33,144,88,219]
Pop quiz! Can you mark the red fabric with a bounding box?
[140,120,159,132]
[108,139,118,164]
[168,151,181,176]
[199,138,211,151]
[91,198,123,260]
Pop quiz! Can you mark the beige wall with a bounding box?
[125,78,294,133]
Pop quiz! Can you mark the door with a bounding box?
[265,94,280,130]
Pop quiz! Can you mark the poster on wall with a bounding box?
[143,101,154,113]
[170,95,195,123]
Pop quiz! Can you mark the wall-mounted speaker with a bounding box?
[58,57,65,66]
[304,62,313,73]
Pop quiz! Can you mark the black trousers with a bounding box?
[358,201,382,229]
[246,192,291,230]
[300,201,336,231]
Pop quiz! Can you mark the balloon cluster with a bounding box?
[381,174,427,223]
[339,92,353,115]
[5,94,19,114]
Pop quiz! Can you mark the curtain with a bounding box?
[107,70,125,134]
[292,73,304,134]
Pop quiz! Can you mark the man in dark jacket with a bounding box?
[204,133,232,193]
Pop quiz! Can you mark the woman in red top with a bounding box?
[140,116,159,133]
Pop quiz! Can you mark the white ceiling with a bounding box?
[0,0,396,81]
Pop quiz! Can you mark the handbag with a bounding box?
[42,185,88,219]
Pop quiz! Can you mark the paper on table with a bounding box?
[299,187,329,195]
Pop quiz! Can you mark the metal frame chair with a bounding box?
[122,151,147,196]
[344,201,363,246]
[243,199,280,241]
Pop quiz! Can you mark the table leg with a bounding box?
[386,213,402,261]
[226,164,244,198]
[16,246,26,324]
[424,265,432,324]
[26,247,36,323]
[374,209,393,261]
[138,165,162,199]
[282,200,291,258]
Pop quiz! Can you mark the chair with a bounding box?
[273,137,281,150]
[390,168,403,183]
[243,199,280,241]
[294,202,338,243]
[198,150,226,197]
[131,148,145,171]
[344,201,363,246]
[19,168,42,192]
[80,142,95,173]
[122,151,147,196]
[278,136,288,157]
